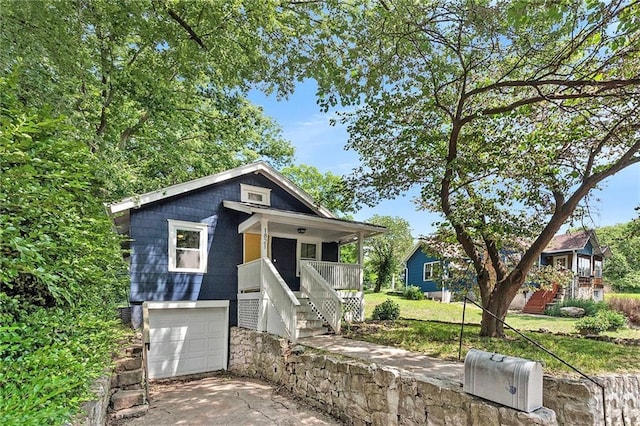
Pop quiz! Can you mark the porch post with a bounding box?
[260,218,268,258]
[358,231,364,292]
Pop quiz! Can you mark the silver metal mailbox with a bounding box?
[464,349,543,412]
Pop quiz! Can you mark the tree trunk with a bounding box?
[478,276,524,337]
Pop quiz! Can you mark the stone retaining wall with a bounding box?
[73,375,112,426]
[544,375,640,425]
[229,328,556,426]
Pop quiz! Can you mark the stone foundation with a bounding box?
[229,328,556,426]
[544,374,640,425]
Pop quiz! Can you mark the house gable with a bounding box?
[405,243,441,293]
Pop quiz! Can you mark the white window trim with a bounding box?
[553,255,569,270]
[296,239,321,276]
[577,256,591,277]
[423,261,437,281]
[168,219,208,273]
[240,184,271,206]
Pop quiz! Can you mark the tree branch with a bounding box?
[164,6,206,50]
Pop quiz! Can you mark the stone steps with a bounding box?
[294,295,330,337]
[108,345,148,423]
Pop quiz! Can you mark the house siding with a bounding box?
[405,248,441,293]
[129,174,316,327]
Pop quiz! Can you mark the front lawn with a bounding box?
[364,292,640,338]
[353,292,640,376]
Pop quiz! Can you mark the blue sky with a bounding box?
[249,82,640,238]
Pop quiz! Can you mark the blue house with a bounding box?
[108,161,385,379]
[521,230,610,313]
[402,241,452,302]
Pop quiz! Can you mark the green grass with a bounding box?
[355,292,640,375]
[364,291,640,338]
[606,292,640,300]
[343,319,640,376]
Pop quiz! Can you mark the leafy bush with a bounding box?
[545,298,608,317]
[403,285,425,300]
[575,310,626,334]
[607,297,640,326]
[575,315,608,334]
[372,299,401,320]
[598,310,627,331]
[0,305,128,425]
[0,76,127,308]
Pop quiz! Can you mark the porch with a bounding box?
[224,200,385,343]
[237,258,364,343]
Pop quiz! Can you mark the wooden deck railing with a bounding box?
[300,261,343,334]
[237,258,300,342]
[306,261,362,291]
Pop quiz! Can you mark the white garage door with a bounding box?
[144,301,229,379]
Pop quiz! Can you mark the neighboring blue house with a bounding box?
[108,161,384,379]
[402,241,452,302]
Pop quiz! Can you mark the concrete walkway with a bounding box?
[299,335,465,383]
[114,374,340,425]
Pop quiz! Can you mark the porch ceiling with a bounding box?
[223,200,386,244]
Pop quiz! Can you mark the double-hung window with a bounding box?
[577,256,591,277]
[168,220,208,273]
[297,240,320,276]
[423,262,437,281]
[594,259,603,278]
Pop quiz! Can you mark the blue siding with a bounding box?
[405,247,441,293]
[128,174,317,326]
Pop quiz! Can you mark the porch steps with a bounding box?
[294,293,329,338]
[522,284,560,315]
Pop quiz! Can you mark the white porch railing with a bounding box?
[300,262,343,334]
[237,258,300,342]
[306,260,363,291]
[238,258,262,292]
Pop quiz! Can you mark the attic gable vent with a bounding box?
[240,184,271,206]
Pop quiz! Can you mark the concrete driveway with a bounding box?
[113,374,341,425]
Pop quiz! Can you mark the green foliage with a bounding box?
[597,222,640,292]
[365,215,413,292]
[575,310,626,334]
[545,298,608,317]
[281,164,355,216]
[372,299,401,320]
[0,76,127,308]
[403,285,425,301]
[0,305,128,425]
[0,0,298,199]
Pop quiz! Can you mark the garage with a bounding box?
[143,301,229,379]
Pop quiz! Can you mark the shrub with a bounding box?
[403,285,425,300]
[575,309,626,334]
[372,299,400,320]
[607,297,640,326]
[575,315,608,334]
[0,306,129,424]
[598,310,627,331]
[545,298,608,317]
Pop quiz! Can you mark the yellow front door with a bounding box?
[243,233,261,263]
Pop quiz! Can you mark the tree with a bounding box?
[597,221,640,292]
[281,164,355,216]
[289,0,640,335]
[365,215,413,292]
[0,0,300,199]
